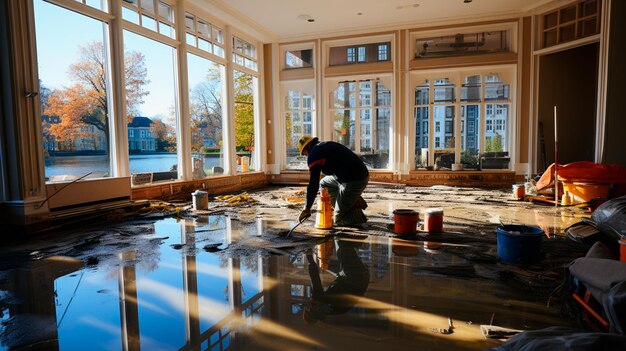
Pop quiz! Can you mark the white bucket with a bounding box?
[192,190,208,210]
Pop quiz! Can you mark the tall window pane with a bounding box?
[461,75,481,169]
[285,89,314,170]
[188,53,225,178]
[433,78,456,169]
[483,104,510,169]
[124,30,179,180]
[34,0,112,181]
[414,81,429,168]
[234,70,256,173]
[434,106,456,169]
[483,74,510,170]
[331,80,391,169]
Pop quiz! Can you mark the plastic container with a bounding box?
[497,225,544,264]
[561,182,610,204]
[393,209,419,235]
[192,190,208,210]
[424,208,444,232]
[620,239,626,262]
[512,184,525,200]
[315,188,333,229]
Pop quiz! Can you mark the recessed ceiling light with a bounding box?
[396,3,420,10]
[297,14,312,21]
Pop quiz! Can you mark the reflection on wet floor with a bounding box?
[0,186,592,350]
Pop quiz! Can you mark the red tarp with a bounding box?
[536,161,626,191]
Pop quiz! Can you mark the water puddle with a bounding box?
[1,208,582,350]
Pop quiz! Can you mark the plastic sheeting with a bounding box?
[536,161,626,192]
[592,195,626,240]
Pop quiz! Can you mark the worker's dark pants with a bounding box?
[320,175,368,226]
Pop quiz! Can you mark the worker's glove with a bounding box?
[299,209,312,222]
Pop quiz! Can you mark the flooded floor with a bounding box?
[0,185,592,350]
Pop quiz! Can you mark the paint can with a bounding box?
[424,208,443,232]
[192,190,208,210]
[512,184,525,200]
[620,239,626,262]
[393,209,419,235]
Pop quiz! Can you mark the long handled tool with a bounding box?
[287,215,309,237]
[554,105,559,207]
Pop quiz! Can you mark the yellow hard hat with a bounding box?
[297,135,317,155]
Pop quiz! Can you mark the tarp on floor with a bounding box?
[536,161,626,192]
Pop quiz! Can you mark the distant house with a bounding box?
[193,121,217,148]
[41,115,106,153]
[128,116,156,152]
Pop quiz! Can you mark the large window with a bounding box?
[284,87,315,169]
[233,36,257,71]
[414,30,510,58]
[412,69,513,171]
[122,0,176,39]
[124,30,179,179]
[329,42,391,66]
[185,12,224,58]
[233,70,257,173]
[330,79,391,169]
[34,0,113,181]
[188,54,226,178]
[285,49,313,69]
[232,35,258,174]
[460,75,481,169]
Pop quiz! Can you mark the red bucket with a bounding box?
[393,209,419,235]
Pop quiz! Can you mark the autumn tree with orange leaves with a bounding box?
[45,41,149,152]
[233,70,254,152]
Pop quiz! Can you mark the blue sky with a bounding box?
[33,0,218,120]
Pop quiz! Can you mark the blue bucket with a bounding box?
[497,225,544,264]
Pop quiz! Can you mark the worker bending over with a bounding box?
[297,136,369,227]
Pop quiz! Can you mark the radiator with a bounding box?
[45,177,132,218]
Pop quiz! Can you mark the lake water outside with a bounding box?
[44,154,223,179]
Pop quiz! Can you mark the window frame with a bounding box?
[409,65,517,171]
[325,74,393,170]
[280,81,317,170]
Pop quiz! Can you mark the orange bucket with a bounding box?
[393,209,418,235]
[561,182,610,204]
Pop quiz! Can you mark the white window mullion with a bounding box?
[175,0,191,180]
[224,25,235,175]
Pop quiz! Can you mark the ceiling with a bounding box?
[201,0,554,42]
